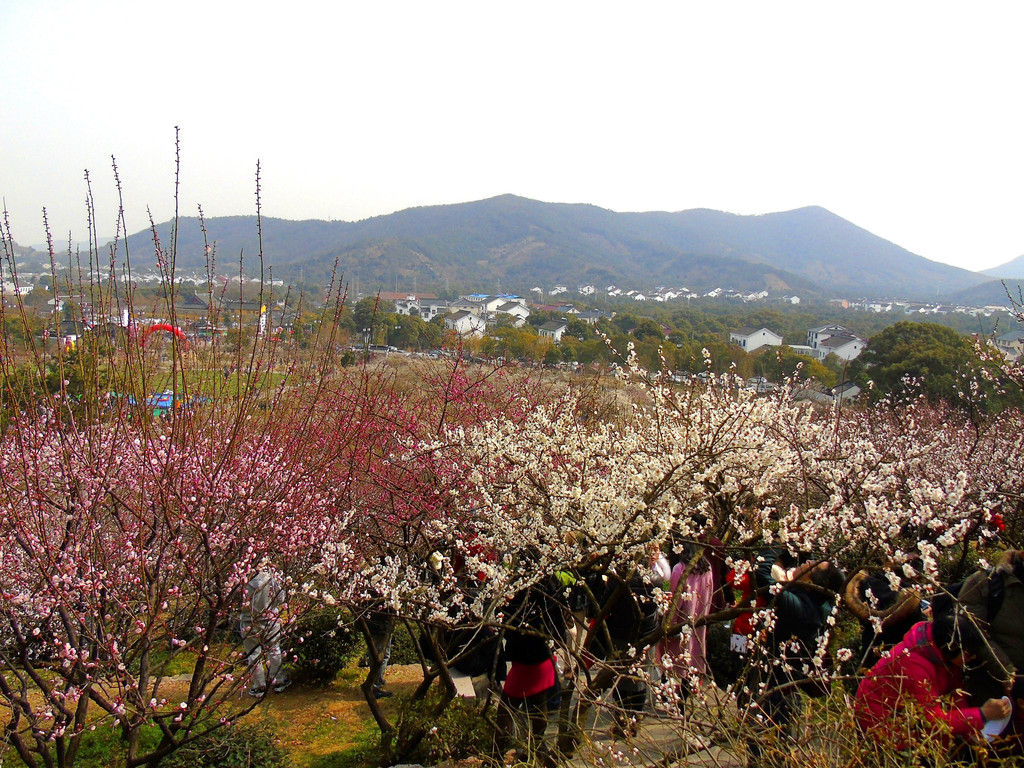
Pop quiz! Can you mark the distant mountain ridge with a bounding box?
[113,195,987,300]
[983,253,1024,280]
[947,278,1024,308]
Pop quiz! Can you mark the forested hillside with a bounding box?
[109,196,985,300]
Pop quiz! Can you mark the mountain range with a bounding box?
[983,254,1024,280]
[104,195,993,301]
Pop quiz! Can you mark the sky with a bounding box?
[2,1,1023,272]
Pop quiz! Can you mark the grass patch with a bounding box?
[257,694,380,768]
[70,724,162,768]
[297,726,382,768]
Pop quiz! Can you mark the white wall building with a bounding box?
[729,327,783,352]
[807,324,866,361]
[539,320,568,344]
[818,334,866,361]
[494,301,530,326]
[445,310,486,337]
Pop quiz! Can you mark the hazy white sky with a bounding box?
[2,1,1022,271]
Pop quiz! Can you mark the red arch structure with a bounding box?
[141,323,190,349]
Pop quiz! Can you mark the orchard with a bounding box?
[2,174,1023,767]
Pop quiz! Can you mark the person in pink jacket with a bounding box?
[657,549,715,685]
[855,612,1011,749]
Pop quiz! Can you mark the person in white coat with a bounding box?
[240,570,291,696]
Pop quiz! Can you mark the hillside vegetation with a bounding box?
[107,196,985,300]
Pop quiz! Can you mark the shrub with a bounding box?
[390,688,490,765]
[421,695,491,763]
[161,723,287,768]
[388,620,422,666]
[706,620,745,688]
[290,608,361,684]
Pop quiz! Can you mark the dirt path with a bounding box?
[162,665,745,767]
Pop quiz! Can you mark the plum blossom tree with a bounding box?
[0,156,395,767]
[0,351,432,767]
[310,345,1021,762]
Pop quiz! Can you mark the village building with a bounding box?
[576,309,612,324]
[444,310,486,337]
[539,320,569,344]
[994,330,1024,361]
[729,327,783,352]
[493,301,530,326]
[807,324,866,361]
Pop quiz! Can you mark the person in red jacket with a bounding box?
[855,612,1011,750]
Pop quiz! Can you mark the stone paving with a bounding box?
[543,685,747,768]
[395,667,750,767]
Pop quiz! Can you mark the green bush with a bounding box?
[162,723,287,768]
[387,688,490,765]
[290,608,361,684]
[421,695,491,763]
[388,620,422,666]
[706,620,745,688]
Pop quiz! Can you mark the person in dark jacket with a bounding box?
[959,549,1024,753]
[744,549,844,766]
[960,551,1024,692]
[845,565,926,669]
[493,576,568,756]
[584,568,659,738]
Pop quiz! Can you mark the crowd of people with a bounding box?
[239,546,1024,764]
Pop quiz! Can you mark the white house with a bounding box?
[444,310,486,337]
[807,324,848,349]
[478,296,507,314]
[994,331,1024,361]
[448,298,481,315]
[576,309,611,325]
[830,381,861,403]
[0,281,32,296]
[494,301,530,326]
[787,344,817,358]
[495,294,528,309]
[395,296,449,321]
[450,294,528,320]
[729,327,783,352]
[539,320,568,344]
[818,333,866,361]
[807,324,866,360]
[416,299,450,322]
